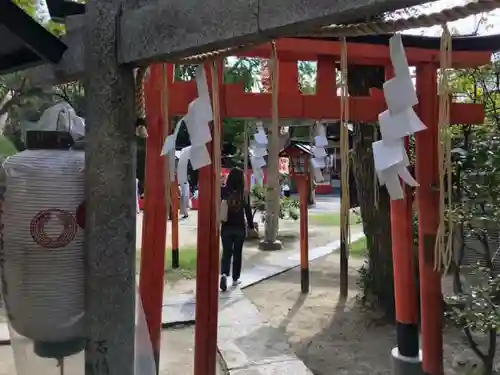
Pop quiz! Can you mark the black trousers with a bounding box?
[220,227,246,281]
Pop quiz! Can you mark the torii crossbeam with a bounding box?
[27,0,433,85]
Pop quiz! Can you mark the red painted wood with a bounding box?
[171,175,179,252]
[167,79,484,124]
[416,64,443,375]
[140,63,168,372]
[193,62,223,375]
[386,66,418,327]
[316,56,336,96]
[279,59,300,94]
[237,38,491,68]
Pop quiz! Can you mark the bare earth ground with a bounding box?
[244,254,500,375]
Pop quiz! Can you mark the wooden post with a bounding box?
[299,172,309,293]
[139,64,168,373]
[83,1,137,374]
[243,122,249,191]
[193,63,222,375]
[386,67,419,359]
[171,175,180,269]
[316,55,336,96]
[260,49,284,249]
[415,64,443,375]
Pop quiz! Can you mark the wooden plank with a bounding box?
[167,80,485,124]
[240,38,492,68]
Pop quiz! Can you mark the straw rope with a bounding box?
[339,38,351,254]
[243,121,249,190]
[434,24,453,273]
[210,62,223,228]
[135,67,149,138]
[179,0,500,63]
[373,124,379,210]
[161,64,172,221]
[311,0,500,37]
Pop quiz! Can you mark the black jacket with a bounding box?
[221,187,254,230]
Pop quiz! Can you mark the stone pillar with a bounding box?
[83,1,137,374]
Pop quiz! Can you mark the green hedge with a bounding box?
[0,136,17,157]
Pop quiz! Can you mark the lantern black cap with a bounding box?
[25,130,75,150]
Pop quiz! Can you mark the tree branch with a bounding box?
[463,326,487,362]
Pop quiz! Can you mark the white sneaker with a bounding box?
[232,279,241,287]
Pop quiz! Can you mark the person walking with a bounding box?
[179,181,190,218]
[136,178,140,214]
[219,168,254,292]
[282,180,291,198]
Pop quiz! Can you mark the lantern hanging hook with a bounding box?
[57,357,65,375]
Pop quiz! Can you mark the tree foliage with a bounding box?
[250,185,299,222]
[443,57,500,375]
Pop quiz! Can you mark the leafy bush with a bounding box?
[446,265,500,375]
[249,185,299,222]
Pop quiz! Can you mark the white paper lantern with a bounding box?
[1,149,85,358]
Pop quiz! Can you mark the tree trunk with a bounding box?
[262,56,281,248]
[348,65,395,319]
[264,118,280,243]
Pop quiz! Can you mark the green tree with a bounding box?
[444,60,500,375]
[0,0,80,148]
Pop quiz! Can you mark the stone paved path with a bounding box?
[160,230,365,374]
[0,329,224,375]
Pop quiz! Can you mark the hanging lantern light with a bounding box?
[1,103,86,359]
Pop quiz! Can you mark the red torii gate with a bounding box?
[140,37,490,375]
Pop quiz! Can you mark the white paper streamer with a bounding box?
[311,122,328,180]
[184,99,212,146]
[161,64,214,182]
[372,139,405,172]
[253,167,264,184]
[389,34,412,79]
[169,152,176,182]
[378,108,426,142]
[385,171,404,200]
[195,65,212,117]
[248,123,268,176]
[251,155,266,169]
[397,164,419,187]
[383,76,418,115]
[177,146,191,184]
[372,34,425,200]
[250,145,267,158]
[313,166,324,183]
[254,122,268,145]
[314,135,328,148]
[190,145,211,170]
[312,146,327,158]
[311,158,326,169]
[161,118,184,156]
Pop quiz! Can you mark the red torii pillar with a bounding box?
[193,62,224,375]
[140,64,168,373]
[416,64,443,375]
[385,66,420,374]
